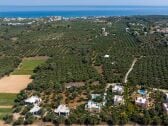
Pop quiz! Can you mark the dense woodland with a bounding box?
[0,16,168,125]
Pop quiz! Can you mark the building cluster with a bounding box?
[112,84,125,105]
[23,85,168,118]
[151,25,168,34]
[24,96,42,115]
[24,96,70,117]
[133,87,168,114]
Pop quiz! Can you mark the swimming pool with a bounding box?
[138,89,147,95]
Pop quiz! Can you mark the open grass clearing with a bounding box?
[0,108,12,120]
[0,93,17,106]
[12,57,48,75]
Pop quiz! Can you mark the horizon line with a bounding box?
[1,5,168,7]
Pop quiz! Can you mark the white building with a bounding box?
[54,104,70,117]
[163,103,168,114]
[135,97,148,108]
[165,93,168,102]
[126,28,129,32]
[85,94,103,112]
[85,100,102,112]
[104,54,110,58]
[113,95,124,105]
[112,85,124,94]
[29,105,41,115]
[25,96,41,105]
[103,32,108,36]
[102,28,106,33]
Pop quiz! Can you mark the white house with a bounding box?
[54,104,70,117]
[126,28,129,32]
[163,103,168,114]
[102,28,106,33]
[25,96,41,105]
[29,105,41,115]
[85,100,102,112]
[85,94,103,112]
[104,55,110,58]
[135,97,148,108]
[113,95,124,105]
[112,85,124,94]
[103,32,108,36]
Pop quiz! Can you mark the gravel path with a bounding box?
[123,58,137,84]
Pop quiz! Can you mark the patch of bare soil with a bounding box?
[93,65,104,75]
[11,37,18,41]
[68,97,87,109]
[0,75,32,93]
[0,106,12,109]
[64,82,85,88]
[0,120,11,126]
[23,56,49,60]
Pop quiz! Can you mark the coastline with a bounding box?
[0,6,168,18]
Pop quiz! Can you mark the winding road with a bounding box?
[123,58,138,84]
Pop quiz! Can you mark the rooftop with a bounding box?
[135,97,147,104]
[25,96,41,104]
[104,55,110,58]
[54,104,70,113]
[114,95,124,102]
[112,85,124,93]
[86,100,102,109]
[163,103,168,111]
[30,105,41,113]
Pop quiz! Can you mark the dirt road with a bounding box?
[123,58,137,84]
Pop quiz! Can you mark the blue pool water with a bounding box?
[0,6,168,18]
[138,89,147,95]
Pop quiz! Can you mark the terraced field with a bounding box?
[0,93,16,120]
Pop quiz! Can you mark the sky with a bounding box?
[0,0,168,6]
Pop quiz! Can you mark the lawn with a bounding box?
[12,58,47,75]
[0,108,12,120]
[0,93,16,120]
[0,93,17,106]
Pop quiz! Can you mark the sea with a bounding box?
[0,6,168,18]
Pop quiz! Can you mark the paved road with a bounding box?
[153,88,168,93]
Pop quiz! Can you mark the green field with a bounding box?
[0,108,12,120]
[0,93,16,120]
[12,58,47,75]
[0,93,17,106]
